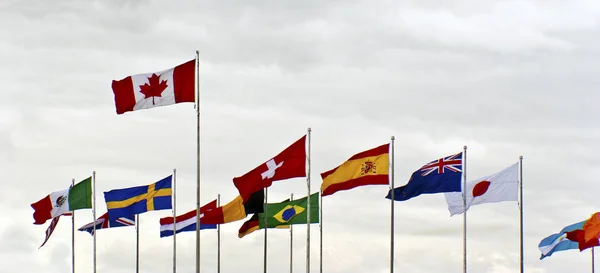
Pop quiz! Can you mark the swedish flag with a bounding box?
[104,175,172,220]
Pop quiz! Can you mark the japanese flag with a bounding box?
[112,59,195,114]
[445,162,519,216]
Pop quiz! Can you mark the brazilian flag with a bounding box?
[238,192,319,238]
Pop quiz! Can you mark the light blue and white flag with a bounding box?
[539,221,585,259]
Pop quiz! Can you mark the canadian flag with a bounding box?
[112,59,195,114]
[445,162,519,216]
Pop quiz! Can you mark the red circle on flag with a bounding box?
[472,181,491,197]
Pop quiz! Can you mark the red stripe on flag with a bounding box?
[172,59,195,103]
[347,143,389,161]
[31,195,53,225]
[200,207,226,225]
[321,175,389,197]
[111,76,136,115]
[39,216,60,248]
[159,199,217,225]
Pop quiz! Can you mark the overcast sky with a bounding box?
[2,0,600,272]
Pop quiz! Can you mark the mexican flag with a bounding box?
[31,177,92,225]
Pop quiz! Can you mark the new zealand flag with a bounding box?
[386,152,463,201]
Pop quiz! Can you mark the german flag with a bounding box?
[202,190,264,225]
[320,144,389,197]
[238,214,260,238]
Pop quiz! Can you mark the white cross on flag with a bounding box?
[444,162,519,216]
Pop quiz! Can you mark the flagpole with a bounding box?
[390,136,395,273]
[195,50,202,273]
[217,194,221,273]
[136,214,140,273]
[173,169,177,273]
[519,156,524,273]
[92,171,97,273]
[593,247,595,273]
[71,178,75,273]
[319,191,322,273]
[462,146,467,273]
[290,193,294,273]
[306,127,312,273]
[264,188,269,273]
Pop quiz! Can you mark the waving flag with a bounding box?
[104,175,172,221]
[31,177,92,225]
[159,200,218,238]
[320,144,389,197]
[233,135,306,202]
[583,212,600,242]
[566,229,600,251]
[39,216,61,248]
[238,193,318,238]
[387,152,462,201]
[445,162,518,216]
[112,59,195,114]
[202,190,265,225]
[78,212,135,235]
[539,221,585,259]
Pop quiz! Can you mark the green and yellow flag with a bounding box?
[238,192,319,238]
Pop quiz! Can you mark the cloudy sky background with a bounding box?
[2,0,600,272]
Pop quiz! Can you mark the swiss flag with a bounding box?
[112,59,195,114]
[444,162,519,216]
[233,135,306,202]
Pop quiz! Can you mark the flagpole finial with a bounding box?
[308,127,311,132]
[519,155,523,160]
[391,136,395,141]
[463,145,467,150]
[196,50,200,55]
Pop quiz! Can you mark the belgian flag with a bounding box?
[202,190,264,225]
[238,193,319,238]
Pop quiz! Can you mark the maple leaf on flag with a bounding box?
[139,74,168,105]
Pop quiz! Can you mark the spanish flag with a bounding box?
[320,144,389,197]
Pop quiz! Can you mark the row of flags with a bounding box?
[30,137,522,247]
[31,58,528,264]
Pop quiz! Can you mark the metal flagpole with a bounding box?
[462,146,467,273]
[319,192,322,273]
[173,169,177,273]
[92,171,97,273]
[264,188,269,273]
[290,193,294,273]
[306,127,311,273]
[593,247,595,273]
[136,214,140,273]
[71,178,75,273]
[519,156,524,273]
[195,50,202,273]
[217,194,221,273]
[390,136,395,273]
